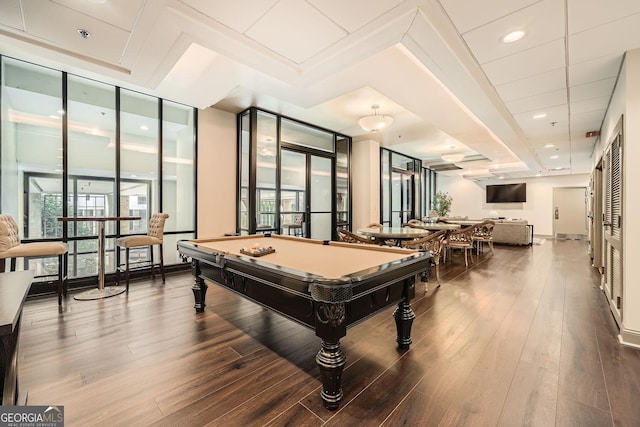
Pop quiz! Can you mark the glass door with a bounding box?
[391,170,414,226]
[310,155,332,240]
[280,149,333,239]
[280,150,306,237]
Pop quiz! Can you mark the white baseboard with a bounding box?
[618,327,640,348]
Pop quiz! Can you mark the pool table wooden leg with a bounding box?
[316,340,346,410]
[190,260,208,313]
[393,276,416,349]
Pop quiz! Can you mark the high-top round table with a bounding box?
[58,216,141,300]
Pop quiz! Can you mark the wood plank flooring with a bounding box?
[17,239,640,426]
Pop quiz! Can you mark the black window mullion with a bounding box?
[158,98,163,213]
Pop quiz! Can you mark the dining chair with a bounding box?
[400,230,447,285]
[282,213,304,236]
[472,220,495,255]
[443,224,475,267]
[115,213,169,291]
[337,228,376,244]
[0,214,68,306]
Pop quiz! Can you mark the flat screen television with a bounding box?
[486,183,526,203]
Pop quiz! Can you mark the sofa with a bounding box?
[491,219,532,245]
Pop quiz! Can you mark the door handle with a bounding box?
[554,208,559,220]
[603,221,612,227]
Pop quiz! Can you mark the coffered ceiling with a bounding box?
[1,0,639,179]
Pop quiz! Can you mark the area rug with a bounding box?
[532,237,546,245]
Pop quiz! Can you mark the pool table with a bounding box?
[177,234,431,410]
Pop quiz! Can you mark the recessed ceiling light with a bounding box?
[533,113,547,119]
[550,155,559,159]
[544,144,555,148]
[140,124,149,131]
[501,30,525,43]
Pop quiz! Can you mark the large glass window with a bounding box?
[281,118,334,152]
[380,148,432,225]
[0,56,197,292]
[336,137,349,228]
[2,59,63,280]
[239,112,250,233]
[256,111,277,232]
[239,108,351,239]
[163,100,195,233]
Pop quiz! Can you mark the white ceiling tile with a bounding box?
[506,89,566,114]
[245,0,347,64]
[569,13,640,64]
[522,122,569,139]
[513,104,568,130]
[50,0,146,31]
[570,109,607,132]
[495,67,565,102]
[568,0,640,34]
[0,0,23,30]
[179,0,279,33]
[463,0,564,64]
[482,38,566,86]
[568,53,622,87]
[570,96,609,114]
[570,78,616,102]
[22,1,131,64]
[308,0,404,33]
[438,0,540,34]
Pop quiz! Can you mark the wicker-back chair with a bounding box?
[365,222,383,228]
[443,224,475,267]
[337,228,375,244]
[472,220,495,255]
[400,230,447,285]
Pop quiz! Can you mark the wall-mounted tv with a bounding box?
[486,183,526,203]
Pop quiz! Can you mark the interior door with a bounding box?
[280,150,306,237]
[552,187,587,239]
[391,170,413,226]
[280,149,334,240]
[603,126,623,324]
[309,155,333,240]
[591,162,604,272]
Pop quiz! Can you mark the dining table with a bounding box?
[439,219,482,227]
[357,226,431,246]
[416,222,462,231]
[58,216,141,300]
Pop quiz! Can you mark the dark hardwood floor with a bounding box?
[18,239,640,426]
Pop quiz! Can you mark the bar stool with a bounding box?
[0,214,68,306]
[115,213,169,291]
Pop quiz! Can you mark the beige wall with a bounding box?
[351,139,380,230]
[437,174,589,236]
[599,49,640,344]
[197,107,237,238]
